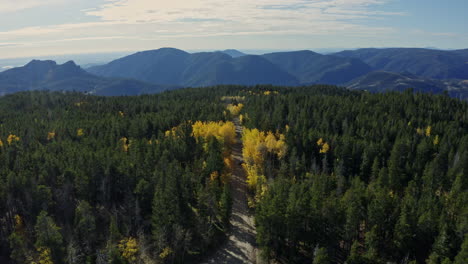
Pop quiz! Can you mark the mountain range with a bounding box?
[333,48,468,79]
[1,47,467,98]
[0,60,176,96]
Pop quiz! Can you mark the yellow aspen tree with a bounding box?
[36,247,53,264]
[425,126,432,137]
[7,134,20,145]
[120,137,129,152]
[320,142,330,154]
[47,132,56,141]
[76,129,84,137]
[118,237,138,263]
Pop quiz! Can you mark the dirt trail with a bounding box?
[201,117,258,264]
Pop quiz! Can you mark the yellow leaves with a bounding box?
[74,102,85,107]
[47,132,56,141]
[210,171,219,182]
[242,128,286,200]
[7,134,20,145]
[76,129,84,137]
[275,137,288,159]
[120,137,130,152]
[15,214,23,228]
[0,139,3,147]
[36,247,53,264]
[119,111,125,117]
[317,138,324,146]
[165,127,179,138]
[264,91,271,95]
[159,247,173,259]
[192,121,236,147]
[425,126,432,137]
[243,163,260,190]
[226,103,244,116]
[242,128,266,166]
[416,128,424,136]
[242,129,287,166]
[433,135,440,145]
[118,237,138,263]
[320,143,330,154]
[417,126,433,137]
[224,157,233,170]
[317,138,330,154]
[239,114,244,124]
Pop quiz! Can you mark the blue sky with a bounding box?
[0,0,466,58]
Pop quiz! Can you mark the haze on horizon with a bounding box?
[0,0,467,59]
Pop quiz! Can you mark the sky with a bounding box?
[0,0,467,59]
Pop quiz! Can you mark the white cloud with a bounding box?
[0,0,63,13]
[0,0,403,56]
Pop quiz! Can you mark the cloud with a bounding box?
[0,0,402,54]
[0,42,21,47]
[0,0,63,13]
[82,0,399,36]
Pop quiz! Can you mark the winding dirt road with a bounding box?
[201,117,258,264]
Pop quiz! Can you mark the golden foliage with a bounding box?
[317,138,330,154]
[120,137,130,152]
[118,237,138,263]
[425,126,432,137]
[159,247,173,259]
[317,138,324,146]
[118,111,125,117]
[433,135,440,145]
[15,214,23,229]
[243,163,260,190]
[76,129,84,137]
[210,171,219,182]
[242,129,287,166]
[416,128,424,136]
[192,121,236,147]
[320,143,330,154]
[0,139,3,147]
[47,132,56,141]
[7,134,20,145]
[74,102,85,107]
[35,247,53,264]
[242,128,287,195]
[226,103,244,116]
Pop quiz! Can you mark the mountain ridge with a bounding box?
[0,60,176,96]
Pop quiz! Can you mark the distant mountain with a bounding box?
[453,49,468,60]
[0,60,174,96]
[88,48,378,86]
[88,48,298,87]
[346,71,468,99]
[220,49,247,58]
[333,48,468,79]
[262,50,372,85]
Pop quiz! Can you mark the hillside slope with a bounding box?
[333,48,468,79]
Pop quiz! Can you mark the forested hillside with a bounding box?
[0,86,467,264]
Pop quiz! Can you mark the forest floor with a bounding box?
[201,117,259,264]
